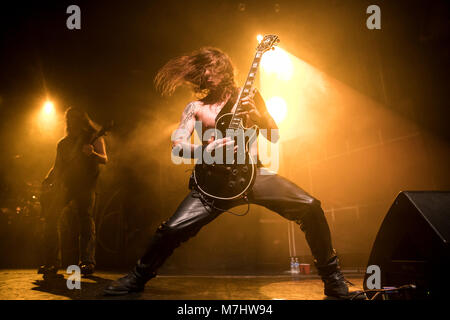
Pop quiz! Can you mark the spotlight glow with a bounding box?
[31,98,63,140]
[266,96,287,124]
[257,34,263,43]
[37,100,58,132]
[260,47,327,142]
[260,47,293,81]
[42,101,55,116]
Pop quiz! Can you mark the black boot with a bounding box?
[316,256,366,300]
[79,262,95,276]
[37,264,63,279]
[104,260,156,296]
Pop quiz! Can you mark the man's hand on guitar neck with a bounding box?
[236,89,279,143]
[82,137,108,164]
[82,144,95,155]
[237,89,278,130]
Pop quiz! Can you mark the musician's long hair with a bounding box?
[65,107,99,138]
[154,47,237,103]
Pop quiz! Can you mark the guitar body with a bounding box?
[193,113,258,200]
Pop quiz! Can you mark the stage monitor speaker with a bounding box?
[364,191,450,299]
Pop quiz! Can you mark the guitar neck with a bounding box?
[89,132,101,145]
[89,125,110,145]
[229,50,264,129]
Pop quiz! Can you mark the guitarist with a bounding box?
[39,107,108,277]
[105,47,360,299]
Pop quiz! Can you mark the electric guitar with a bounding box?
[193,35,280,200]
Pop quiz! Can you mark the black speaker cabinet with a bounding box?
[364,191,450,298]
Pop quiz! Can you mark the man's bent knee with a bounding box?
[156,220,200,244]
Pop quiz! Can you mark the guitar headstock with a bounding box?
[256,34,280,53]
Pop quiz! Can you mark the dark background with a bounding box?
[0,0,449,273]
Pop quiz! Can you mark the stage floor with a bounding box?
[0,269,364,300]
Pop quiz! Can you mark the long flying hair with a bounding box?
[154,47,237,103]
[65,107,99,137]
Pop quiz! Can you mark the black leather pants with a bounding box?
[140,168,335,270]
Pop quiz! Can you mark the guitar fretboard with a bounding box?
[228,50,264,129]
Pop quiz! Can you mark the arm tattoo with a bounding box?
[171,102,200,159]
[180,102,196,129]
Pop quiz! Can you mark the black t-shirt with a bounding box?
[57,131,99,190]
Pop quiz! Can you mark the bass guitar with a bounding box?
[40,121,113,215]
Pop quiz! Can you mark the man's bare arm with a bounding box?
[171,102,200,158]
[172,102,237,159]
[83,137,108,164]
